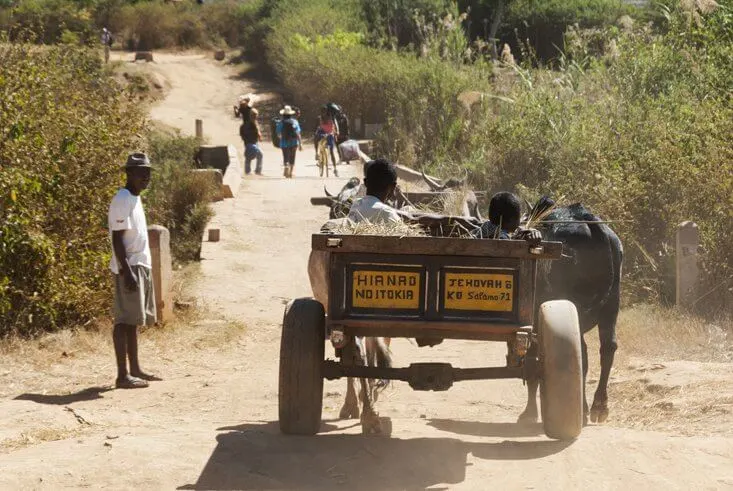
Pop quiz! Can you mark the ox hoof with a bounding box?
[517,409,538,425]
[590,403,609,424]
[360,412,382,435]
[339,403,360,420]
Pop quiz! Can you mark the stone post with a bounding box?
[148,225,173,323]
[195,119,203,139]
[676,221,699,309]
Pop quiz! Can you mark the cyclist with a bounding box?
[314,105,339,177]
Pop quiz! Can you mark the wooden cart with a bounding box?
[279,234,583,440]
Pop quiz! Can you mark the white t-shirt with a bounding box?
[108,188,152,274]
[347,195,401,224]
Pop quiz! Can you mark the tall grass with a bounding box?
[262,0,732,314]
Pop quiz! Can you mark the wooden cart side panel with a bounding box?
[517,259,536,326]
[312,234,563,259]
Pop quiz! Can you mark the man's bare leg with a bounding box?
[114,324,148,388]
[126,326,161,381]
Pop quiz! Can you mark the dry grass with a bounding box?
[332,219,427,237]
[594,304,733,363]
[1,427,86,453]
[584,304,733,436]
[0,304,246,399]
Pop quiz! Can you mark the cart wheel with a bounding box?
[539,300,583,440]
[279,298,325,435]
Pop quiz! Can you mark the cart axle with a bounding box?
[323,360,523,391]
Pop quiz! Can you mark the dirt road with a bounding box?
[1,52,732,490]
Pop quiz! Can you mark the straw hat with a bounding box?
[280,105,296,116]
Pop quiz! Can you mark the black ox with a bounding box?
[519,198,623,425]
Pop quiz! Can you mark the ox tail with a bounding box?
[371,337,393,394]
[375,337,392,369]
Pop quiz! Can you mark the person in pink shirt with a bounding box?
[314,105,339,176]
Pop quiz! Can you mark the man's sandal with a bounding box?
[115,376,149,389]
[130,372,162,382]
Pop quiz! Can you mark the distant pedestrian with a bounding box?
[101,27,112,64]
[234,93,256,121]
[108,153,161,389]
[240,107,263,175]
[276,105,302,178]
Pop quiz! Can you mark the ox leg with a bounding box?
[518,344,539,423]
[581,334,590,425]
[591,316,618,424]
[339,377,360,419]
[359,375,382,435]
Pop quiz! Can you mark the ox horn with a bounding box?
[324,186,334,198]
[421,171,444,192]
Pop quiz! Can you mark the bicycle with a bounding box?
[316,136,329,178]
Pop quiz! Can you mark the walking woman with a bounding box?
[276,105,302,178]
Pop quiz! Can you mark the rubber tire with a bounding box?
[278,298,325,435]
[539,300,583,440]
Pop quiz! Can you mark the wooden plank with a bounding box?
[517,259,536,326]
[330,320,531,342]
[312,234,562,259]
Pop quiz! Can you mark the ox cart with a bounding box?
[279,234,584,440]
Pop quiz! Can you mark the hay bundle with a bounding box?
[321,217,426,237]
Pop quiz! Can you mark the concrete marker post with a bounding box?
[676,221,699,309]
[195,119,203,140]
[148,225,173,323]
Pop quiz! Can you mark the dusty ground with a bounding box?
[1,51,732,490]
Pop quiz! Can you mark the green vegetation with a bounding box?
[1,0,266,49]
[260,0,732,313]
[144,130,216,263]
[0,44,215,337]
[0,43,145,336]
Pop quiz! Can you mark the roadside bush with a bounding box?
[504,0,637,61]
[266,0,490,166]
[1,0,266,49]
[0,43,145,336]
[466,3,733,313]
[263,0,731,314]
[144,130,216,263]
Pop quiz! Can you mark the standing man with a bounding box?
[108,153,160,389]
[101,27,112,64]
[276,105,302,178]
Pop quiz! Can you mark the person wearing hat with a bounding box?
[276,105,302,178]
[108,153,160,389]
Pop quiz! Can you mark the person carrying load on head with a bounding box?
[314,105,340,177]
[234,93,256,121]
[240,107,263,175]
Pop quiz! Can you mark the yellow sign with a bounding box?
[352,270,421,310]
[444,272,514,312]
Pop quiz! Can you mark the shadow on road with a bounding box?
[179,420,572,490]
[427,418,545,438]
[14,386,112,405]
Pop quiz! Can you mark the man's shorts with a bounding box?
[113,265,156,326]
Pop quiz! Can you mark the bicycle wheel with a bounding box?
[317,140,328,177]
